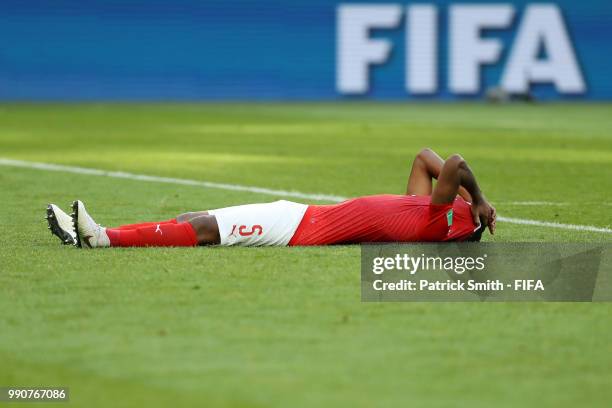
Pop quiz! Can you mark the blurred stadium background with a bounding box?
[1,1,611,407]
[2,0,611,100]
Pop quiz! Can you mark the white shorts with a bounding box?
[208,200,308,246]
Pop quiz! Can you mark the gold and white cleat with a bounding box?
[71,200,110,249]
[46,204,76,245]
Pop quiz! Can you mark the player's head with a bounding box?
[465,224,486,242]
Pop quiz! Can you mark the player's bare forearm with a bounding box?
[432,154,496,234]
[456,160,483,204]
[458,161,496,234]
[416,148,472,202]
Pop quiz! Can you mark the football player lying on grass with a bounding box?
[45,148,496,248]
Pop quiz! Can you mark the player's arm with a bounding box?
[406,148,472,202]
[432,154,496,234]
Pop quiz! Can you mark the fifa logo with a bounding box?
[336,3,585,95]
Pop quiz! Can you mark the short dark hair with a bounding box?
[466,224,486,242]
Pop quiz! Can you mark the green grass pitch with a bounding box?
[1,103,611,407]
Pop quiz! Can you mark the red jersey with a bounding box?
[288,194,478,246]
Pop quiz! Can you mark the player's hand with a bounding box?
[471,199,496,235]
[487,203,496,235]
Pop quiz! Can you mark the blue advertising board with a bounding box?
[0,0,610,100]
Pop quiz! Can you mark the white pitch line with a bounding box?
[1,157,611,234]
[0,158,346,202]
[500,201,568,206]
[495,216,611,234]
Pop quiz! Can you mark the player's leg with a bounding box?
[105,222,200,248]
[186,215,221,245]
[72,200,201,248]
[72,200,305,248]
[98,211,217,246]
[113,218,178,230]
[176,211,209,223]
[112,210,210,228]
